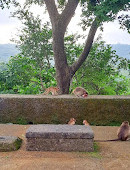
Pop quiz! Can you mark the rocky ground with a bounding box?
[0,124,130,170]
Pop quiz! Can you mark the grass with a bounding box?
[76,142,102,159]
[106,121,121,126]
[14,138,22,150]
[6,118,121,126]
[88,142,101,159]
[89,121,121,126]
[15,117,27,125]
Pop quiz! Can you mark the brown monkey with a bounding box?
[72,87,88,98]
[68,118,76,125]
[83,120,90,126]
[43,87,59,95]
[95,121,130,142]
[117,121,129,141]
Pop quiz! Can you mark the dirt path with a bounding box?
[0,124,130,170]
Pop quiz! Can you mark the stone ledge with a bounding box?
[0,94,130,125]
[0,94,130,99]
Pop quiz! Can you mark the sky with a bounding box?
[0,1,130,45]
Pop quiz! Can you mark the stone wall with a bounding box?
[0,94,130,125]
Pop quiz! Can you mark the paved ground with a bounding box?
[0,124,130,170]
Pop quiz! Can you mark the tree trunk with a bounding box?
[44,0,79,94]
[44,0,98,94]
[56,66,71,94]
[53,25,71,94]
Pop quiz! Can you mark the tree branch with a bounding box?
[59,0,79,32]
[71,20,98,76]
[44,0,59,26]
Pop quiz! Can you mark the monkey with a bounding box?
[68,118,76,125]
[43,87,59,95]
[82,93,88,98]
[117,121,129,141]
[72,87,88,98]
[83,120,90,126]
[95,121,130,142]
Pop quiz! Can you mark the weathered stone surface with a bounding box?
[26,124,94,152]
[26,138,93,152]
[0,136,22,152]
[26,124,94,139]
[0,94,130,125]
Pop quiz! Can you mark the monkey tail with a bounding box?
[94,139,120,142]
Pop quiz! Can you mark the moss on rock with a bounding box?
[0,94,130,125]
[0,136,22,152]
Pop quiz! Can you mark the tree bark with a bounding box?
[44,0,98,94]
[71,20,98,76]
[53,27,71,94]
[44,0,79,94]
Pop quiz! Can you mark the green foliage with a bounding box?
[14,137,22,150]
[64,34,83,65]
[118,14,130,33]
[0,55,35,93]
[0,2,129,95]
[0,0,11,9]
[0,54,56,94]
[88,142,101,158]
[70,39,129,95]
[80,0,130,31]
[0,5,56,94]
[25,0,130,31]
[78,142,101,159]
[12,6,53,69]
[0,0,18,9]
[16,117,27,125]
[0,35,129,95]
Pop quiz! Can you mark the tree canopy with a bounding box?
[0,12,129,95]
[21,0,129,94]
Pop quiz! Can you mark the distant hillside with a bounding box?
[0,43,130,63]
[0,44,19,62]
[111,44,130,60]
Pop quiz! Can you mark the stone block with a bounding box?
[26,124,94,152]
[0,136,22,152]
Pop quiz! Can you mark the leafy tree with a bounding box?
[0,35,129,95]
[22,0,129,94]
[0,55,56,94]
[71,39,129,95]
[0,7,57,94]
[0,0,11,9]
[9,7,57,93]
[0,0,17,9]
[12,8,53,70]
[118,14,130,33]
[1,1,129,95]
[0,55,33,93]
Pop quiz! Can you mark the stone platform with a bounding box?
[26,124,94,152]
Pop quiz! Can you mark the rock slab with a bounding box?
[26,124,94,152]
[0,136,22,152]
